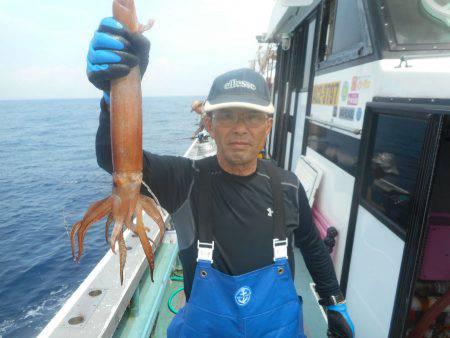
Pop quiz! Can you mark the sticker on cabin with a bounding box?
[351,76,371,91]
[347,93,359,106]
[339,107,355,121]
[312,82,340,106]
[333,106,338,117]
[356,108,363,121]
[341,81,349,102]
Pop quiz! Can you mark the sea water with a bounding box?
[0,97,201,337]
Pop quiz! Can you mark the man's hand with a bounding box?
[87,17,150,98]
[326,303,355,337]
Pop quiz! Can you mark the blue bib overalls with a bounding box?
[167,159,306,338]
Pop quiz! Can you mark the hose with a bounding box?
[168,274,184,314]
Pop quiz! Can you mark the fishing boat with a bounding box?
[40,0,450,337]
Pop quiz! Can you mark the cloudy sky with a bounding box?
[0,0,275,100]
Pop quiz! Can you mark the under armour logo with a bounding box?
[267,207,273,217]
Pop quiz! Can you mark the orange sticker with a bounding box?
[312,82,341,106]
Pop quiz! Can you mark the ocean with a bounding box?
[0,97,200,337]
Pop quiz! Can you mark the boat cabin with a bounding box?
[264,0,450,336]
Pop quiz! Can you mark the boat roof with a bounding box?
[266,0,320,42]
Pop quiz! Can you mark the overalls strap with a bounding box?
[197,157,214,244]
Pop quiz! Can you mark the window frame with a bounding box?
[358,103,436,239]
[378,0,450,51]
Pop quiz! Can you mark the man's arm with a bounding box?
[294,184,342,299]
[96,98,114,174]
[95,99,195,213]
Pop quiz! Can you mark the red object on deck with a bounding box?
[312,205,337,260]
[408,290,450,338]
[312,206,329,239]
[419,213,450,281]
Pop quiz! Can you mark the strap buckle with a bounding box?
[197,240,214,263]
[273,238,288,261]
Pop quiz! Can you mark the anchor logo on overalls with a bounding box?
[234,286,252,306]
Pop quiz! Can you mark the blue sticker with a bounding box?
[356,108,363,121]
[333,106,338,117]
[339,107,355,120]
[235,286,252,306]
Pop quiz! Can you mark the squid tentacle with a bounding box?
[76,197,112,261]
[110,221,123,254]
[105,212,113,244]
[139,195,165,236]
[70,191,165,284]
[118,230,127,285]
[71,196,109,256]
[124,216,136,234]
[70,221,82,259]
[135,202,155,282]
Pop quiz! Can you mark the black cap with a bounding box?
[204,68,275,114]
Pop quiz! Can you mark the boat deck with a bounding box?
[150,249,328,338]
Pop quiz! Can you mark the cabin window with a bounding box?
[383,0,450,49]
[306,121,359,176]
[331,0,364,54]
[318,0,371,65]
[361,114,428,231]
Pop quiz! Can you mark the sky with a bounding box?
[0,0,275,100]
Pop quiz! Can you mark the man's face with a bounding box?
[204,108,273,166]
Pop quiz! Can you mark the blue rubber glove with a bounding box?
[87,17,150,102]
[326,303,355,337]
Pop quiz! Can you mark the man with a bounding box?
[190,100,206,140]
[88,17,354,337]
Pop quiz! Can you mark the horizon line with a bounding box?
[0,94,208,102]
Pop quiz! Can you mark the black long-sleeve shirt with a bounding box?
[95,99,341,300]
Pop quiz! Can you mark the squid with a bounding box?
[70,0,164,284]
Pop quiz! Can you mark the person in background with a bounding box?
[191,100,205,139]
[87,17,355,338]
